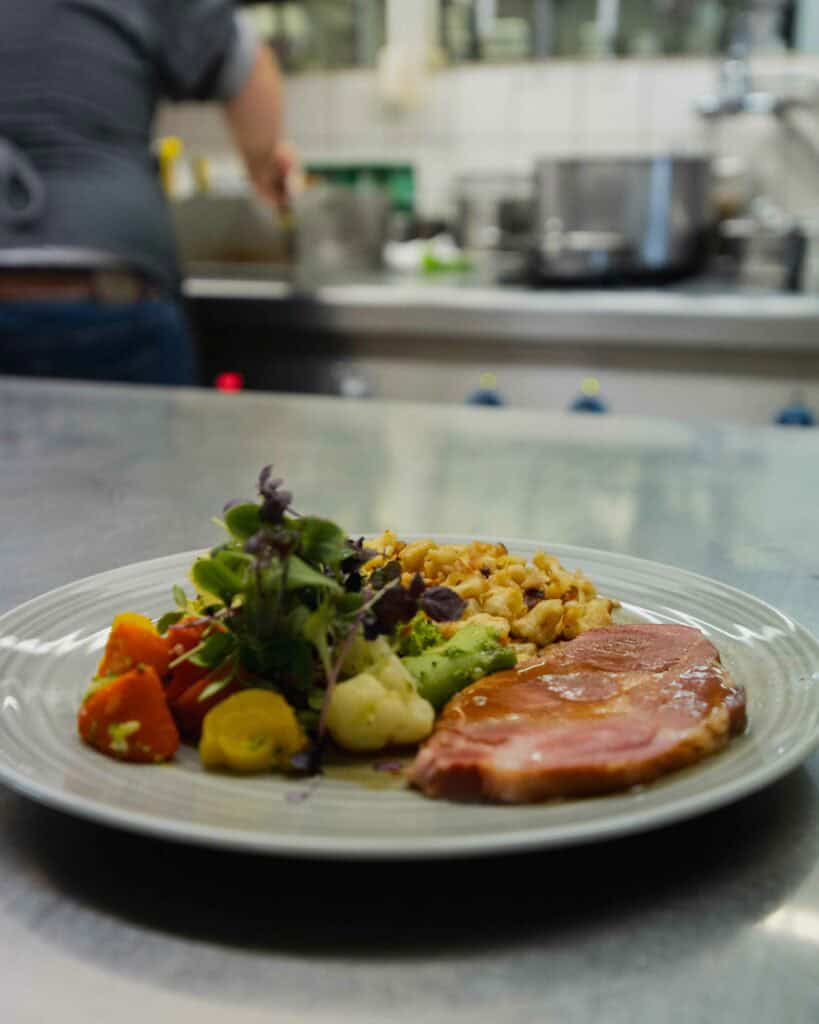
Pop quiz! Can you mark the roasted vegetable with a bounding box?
[96,612,170,680]
[163,617,214,702]
[395,612,443,658]
[78,665,179,763]
[199,690,307,773]
[402,622,517,710]
[326,643,434,752]
[169,662,244,742]
[79,468,469,775]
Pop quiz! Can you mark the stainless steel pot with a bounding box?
[530,156,714,283]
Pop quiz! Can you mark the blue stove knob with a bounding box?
[467,372,505,406]
[570,377,608,414]
[775,400,816,427]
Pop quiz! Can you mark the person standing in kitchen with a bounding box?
[0,0,292,385]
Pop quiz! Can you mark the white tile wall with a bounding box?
[157,54,819,220]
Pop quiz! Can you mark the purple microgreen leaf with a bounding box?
[258,466,292,524]
[341,537,377,573]
[344,570,363,593]
[419,586,466,622]
[407,572,425,599]
[369,559,401,590]
[372,584,418,633]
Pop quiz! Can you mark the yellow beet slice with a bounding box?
[199,690,306,773]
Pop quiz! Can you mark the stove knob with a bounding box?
[570,377,608,413]
[214,371,244,392]
[467,372,505,406]
[775,399,816,427]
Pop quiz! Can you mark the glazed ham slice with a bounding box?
[408,624,747,803]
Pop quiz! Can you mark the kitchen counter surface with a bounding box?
[184,267,819,350]
[1,377,818,1023]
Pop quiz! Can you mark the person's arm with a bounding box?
[223,44,294,210]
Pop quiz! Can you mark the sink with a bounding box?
[171,194,292,268]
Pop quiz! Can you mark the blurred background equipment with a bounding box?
[164,0,819,426]
[528,156,713,284]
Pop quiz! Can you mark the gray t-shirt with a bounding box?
[0,0,257,289]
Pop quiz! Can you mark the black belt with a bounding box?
[0,268,163,304]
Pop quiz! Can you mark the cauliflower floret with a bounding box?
[326,649,434,752]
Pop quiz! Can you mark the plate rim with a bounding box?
[1,539,818,860]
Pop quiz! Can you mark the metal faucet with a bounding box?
[696,44,819,119]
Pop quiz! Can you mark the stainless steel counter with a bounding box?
[184,269,819,350]
[184,269,819,423]
[1,377,818,1023]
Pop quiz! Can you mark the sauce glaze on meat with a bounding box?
[408,624,747,803]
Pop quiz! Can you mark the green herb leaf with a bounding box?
[285,555,342,593]
[240,631,314,688]
[208,543,253,569]
[296,708,320,731]
[307,688,326,711]
[337,592,365,615]
[198,672,236,703]
[224,503,262,542]
[302,600,335,647]
[172,585,188,610]
[297,517,349,569]
[302,598,336,677]
[191,557,244,605]
[189,631,237,668]
[156,610,184,635]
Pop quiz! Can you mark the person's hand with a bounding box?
[251,140,299,213]
[224,45,296,214]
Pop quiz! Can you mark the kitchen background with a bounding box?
[157,1,819,424]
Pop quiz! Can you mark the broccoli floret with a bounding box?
[395,612,444,658]
[401,623,516,710]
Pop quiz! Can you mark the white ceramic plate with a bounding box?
[0,541,818,860]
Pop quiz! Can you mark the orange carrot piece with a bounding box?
[170,664,243,743]
[164,617,213,703]
[96,612,171,680]
[78,665,180,763]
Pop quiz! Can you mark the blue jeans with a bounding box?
[0,299,197,386]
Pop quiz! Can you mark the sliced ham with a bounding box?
[408,624,747,803]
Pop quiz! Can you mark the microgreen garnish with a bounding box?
[156,466,465,772]
[156,610,184,635]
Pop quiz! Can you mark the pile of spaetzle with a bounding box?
[364,533,618,663]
